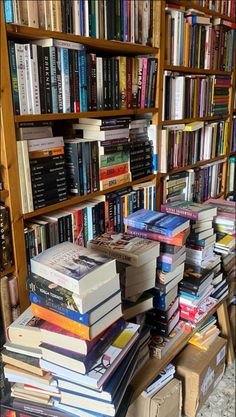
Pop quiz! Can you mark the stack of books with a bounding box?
[9,39,158,115]
[3,242,143,416]
[87,231,160,319]
[124,209,190,336]
[188,316,220,351]
[161,202,221,323]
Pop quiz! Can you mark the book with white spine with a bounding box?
[15,44,28,115]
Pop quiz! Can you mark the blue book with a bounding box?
[122,0,127,42]
[81,142,88,194]
[157,261,172,273]
[48,46,58,113]
[60,48,70,113]
[124,209,189,237]
[29,290,121,326]
[4,0,14,23]
[87,206,94,241]
[78,50,88,111]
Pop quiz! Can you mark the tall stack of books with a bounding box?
[87,231,160,320]
[123,209,190,337]
[4,0,160,46]
[3,242,142,416]
[161,202,221,324]
[9,39,158,115]
[204,198,236,302]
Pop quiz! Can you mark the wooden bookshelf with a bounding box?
[6,24,159,55]
[160,115,229,126]
[0,266,15,278]
[130,298,234,402]
[23,174,156,219]
[164,65,232,76]
[14,108,158,123]
[159,155,227,177]
[168,0,236,23]
[0,190,9,200]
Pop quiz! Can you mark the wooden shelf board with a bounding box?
[164,65,232,76]
[130,297,227,402]
[161,115,229,125]
[23,175,156,219]
[160,155,227,176]
[15,108,158,123]
[168,0,236,23]
[0,265,15,278]
[6,24,159,55]
[0,190,9,199]
[229,151,236,156]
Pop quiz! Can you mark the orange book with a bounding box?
[29,147,64,160]
[184,22,190,67]
[31,303,91,340]
[99,162,129,180]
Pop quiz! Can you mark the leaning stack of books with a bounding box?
[3,242,142,416]
[87,231,160,320]
[188,316,220,351]
[123,209,190,336]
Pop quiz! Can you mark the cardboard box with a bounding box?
[175,336,227,417]
[127,378,182,417]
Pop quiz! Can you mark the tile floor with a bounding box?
[196,363,235,417]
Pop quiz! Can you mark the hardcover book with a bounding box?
[87,232,160,267]
[124,209,189,237]
[30,242,116,295]
[161,201,217,221]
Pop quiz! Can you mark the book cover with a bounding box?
[30,242,116,295]
[161,201,217,220]
[88,231,159,267]
[124,209,189,237]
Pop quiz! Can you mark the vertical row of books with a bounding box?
[9,38,158,115]
[163,72,231,120]
[165,4,235,70]
[16,117,157,213]
[4,0,160,46]
[3,241,148,416]
[161,160,225,205]
[198,0,235,17]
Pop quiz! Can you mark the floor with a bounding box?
[196,362,235,417]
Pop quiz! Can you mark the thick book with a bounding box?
[30,242,116,295]
[87,232,160,267]
[181,264,214,291]
[40,322,140,389]
[1,349,44,376]
[31,302,122,341]
[161,201,217,221]
[149,321,185,360]
[124,209,189,237]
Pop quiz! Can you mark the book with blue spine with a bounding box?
[29,290,121,326]
[60,48,70,113]
[78,49,88,111]
[4,0,14,23]
[48,46,58,113]
[124,209,189,237]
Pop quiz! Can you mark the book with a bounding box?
[30,242,116,295]
[161,202,217,221]
[1,349,44,377]
[149,321,185,359]
[87,232,160,267]
[124,209,189,237]
[122,293,153,320]
[127,226,190,246]
[31,302,122,341]
[40,322,140,389]
[157,262,185,285]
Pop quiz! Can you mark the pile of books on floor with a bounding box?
[161,202,223,324]
[123,208,190,355]
[88,231,160,322]
[2,242,145,416]
[188,316,220,351]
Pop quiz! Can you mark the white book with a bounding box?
[60,48,70,113]
[82,128,130,141]
[12,0,21,24]
[15,44,28,114]
[32,38,85,51]
[123,276,156,298]
[130,0,135,43]
[18,0,28,25]
[16,141,28,213]
[160,130,167,173]
[23,44,33,114]
[21,140,34,213]
[174,76,185,119]
[28,44,41,114]
[28,136,64,152]
[37,0,46,29]
[49,0,57,31]
[95,0,99,38]
[73,0,81,35]
[142,1,149,45]
[84,0,89,37]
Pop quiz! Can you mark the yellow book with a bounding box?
[193,80,198,117]
[184,121,204,131]
[184,22,190,67]
[217,234,235,247]
[117,56,127,109]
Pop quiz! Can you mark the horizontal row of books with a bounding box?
[9,38,158,115]
[4,0,159,46]
[0,205,14,273]
[165,5,235,70]
[1,274,21,343]
[163,72,231,120]
[161,161,224,204]
[159,120,228,172]
[24,181,156,273]
[16,117,156,213]
[198,0,235,17]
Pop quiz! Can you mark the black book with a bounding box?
[37,45,46,114]
[56,47,63,113]
[180,264,214,291]
[106,0,115,40]
[103,57,109,110]
[33,195,68,210]
[68,49,75,112]
[61,0,67,33]
[107,58,113,110]
[43,47,52,113]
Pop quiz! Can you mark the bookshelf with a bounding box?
[0,0,235,406]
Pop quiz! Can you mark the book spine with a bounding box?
[8,41,20,115]
[100,172,131,191]
[49,46,58,113]
[64,143,80,194]
[118,56,127,109]
[56,47,63,113]
[37,45,46,114]
[126,57,132,109]
[4,0,14,22]
[15,43,28,115]
[60,48,70,113]
[96,57,104,110]
[29,44,41,114]
[16,141,29,214]
[78,50,88,112]
[43,47,52,113]
[73,49,80,112]
[91,141,99,192]
[21,141,34,213]
[99,162,129,180]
